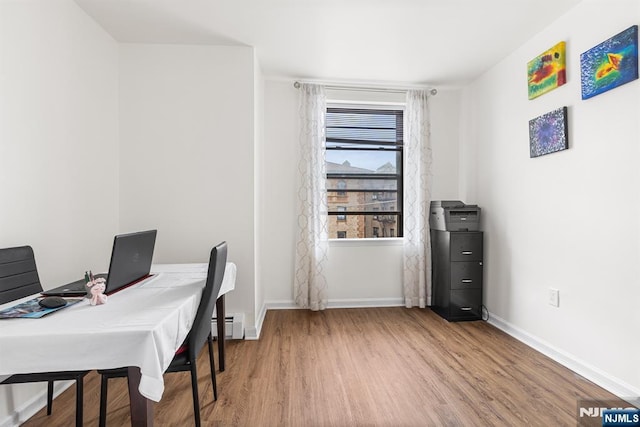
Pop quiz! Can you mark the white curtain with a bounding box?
[403,89,433,308]
[294,83,328,311]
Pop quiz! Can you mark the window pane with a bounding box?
[325,106,404,238]
[328,214,399,239]
[328,191,398,212]
[326,150,398,174]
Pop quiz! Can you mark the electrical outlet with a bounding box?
[548,288,559,307]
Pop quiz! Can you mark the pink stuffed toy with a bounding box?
[87,277,108,306]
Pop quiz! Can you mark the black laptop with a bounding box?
[42,230,157,297]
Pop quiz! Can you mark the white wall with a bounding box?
[118,44,258,331]
[260,81,298,305]
[460,0,640,396]
[261,81,462,307]
[254,54,266,333]
[0,0,119,424]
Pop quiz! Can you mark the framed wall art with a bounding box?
[580,25,638,100]
[527,41,567,99]
[529,107,568,158]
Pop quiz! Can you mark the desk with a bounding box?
[0,262,236,427]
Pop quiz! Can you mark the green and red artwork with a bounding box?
[528,41,566,100]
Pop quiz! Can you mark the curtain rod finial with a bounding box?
[294,81,301,89]
[430,88,438,96]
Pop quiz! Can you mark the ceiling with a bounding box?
[74,0,583,88]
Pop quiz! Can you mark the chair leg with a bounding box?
[99,375,108,427]
[47,381,53,415]
[46,380,54,415]
[207,333,217,401]
[75,376,83,427]
[190,363,201,427]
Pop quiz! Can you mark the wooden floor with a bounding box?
[22,307,622,426]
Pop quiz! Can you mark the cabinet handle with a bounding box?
[461,251,473,255]
[461,279,473,283]
[460,307,472,311]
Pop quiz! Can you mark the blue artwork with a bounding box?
[580,25,638,100]
[529,107,568,158]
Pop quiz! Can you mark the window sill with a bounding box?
[328,237,403,247]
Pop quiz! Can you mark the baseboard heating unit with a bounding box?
[211,313,245,339]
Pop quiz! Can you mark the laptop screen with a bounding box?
[105,230,157,294]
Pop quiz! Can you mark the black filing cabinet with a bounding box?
[431,230,483,321]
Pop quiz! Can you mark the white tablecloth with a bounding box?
[150,262,236,297]
[0,262,236,402]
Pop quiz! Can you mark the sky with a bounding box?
[325,150,396,171]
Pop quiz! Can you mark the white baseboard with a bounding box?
[488,312,640,403]
[244,304,267,340]
[263,299,298,310]
[326,297,404,308]
[243,326,259,340]
[0,381,73,427]
[264,297,404,311]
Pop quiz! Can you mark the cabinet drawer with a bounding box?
[450,233,483,261]
[450,262,483,290]
[450,289,482,318]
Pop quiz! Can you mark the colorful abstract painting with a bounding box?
[580,25,638,100]
[528,41,566,99]
[529,107,568,158]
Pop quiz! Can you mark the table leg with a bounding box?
[216,295,226,371]
[127,367,154,427]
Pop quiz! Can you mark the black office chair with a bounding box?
[0,245,89,427]
[99,241,227,427]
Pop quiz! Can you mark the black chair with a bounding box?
[0,245,89,427]
[99,241,227,427]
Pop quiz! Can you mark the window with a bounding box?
[337,231,347,239]
[326,106,403,239]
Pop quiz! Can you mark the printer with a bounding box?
[429,200,481,231]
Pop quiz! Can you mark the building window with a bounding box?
[337,231,347,239]
[325,106,403,238]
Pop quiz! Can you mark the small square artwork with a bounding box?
[529,107,568,158]
[527,41,567,99]
[580,25,638,100]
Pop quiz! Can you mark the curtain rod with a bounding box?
[293,81,437,96]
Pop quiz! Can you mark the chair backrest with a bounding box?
[0,246,44,304]
[188,241,228,360]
